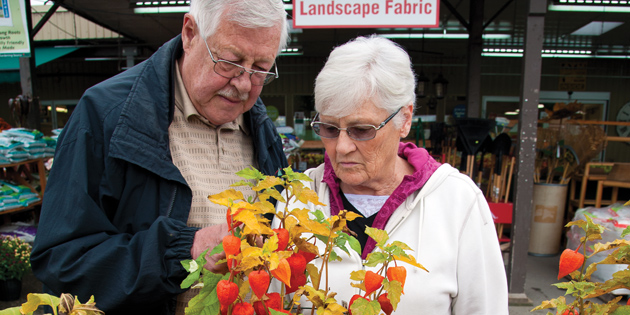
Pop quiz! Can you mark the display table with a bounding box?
[0,158,48,222]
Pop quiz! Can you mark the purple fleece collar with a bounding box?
[321,142,441,258]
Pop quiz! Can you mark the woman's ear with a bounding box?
[400,104,414,138]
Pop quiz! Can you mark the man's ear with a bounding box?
[181,13,197,51]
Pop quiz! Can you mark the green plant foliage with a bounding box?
[0,235,31,281]
[533,208,630,315]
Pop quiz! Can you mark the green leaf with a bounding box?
[329,250,341,262]
[363,252,388,267]
[184,272,225,315]
[610,305,630,315]
[0,306,25,315]
[349,297,381,315]
[181,248,210,289]
[345,233,362,256]
[269,309,289,315]
[383,279,403,310]
[365,227,389,247]
[313,209,326,222]
[236,166,265,180]
[16,293,60,315]
[283,167,313,182]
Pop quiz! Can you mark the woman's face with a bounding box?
[320,102,413,192]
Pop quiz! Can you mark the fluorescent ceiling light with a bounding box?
[280,47,303,56]
[549,4,630,12]
[134,6,189,13]
[482,52,630,59]
[381,33,511,39]
[572,21,623,35]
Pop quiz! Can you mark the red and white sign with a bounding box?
[293,0,440,29]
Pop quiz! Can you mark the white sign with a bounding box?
[0,0,30,57]
[293,0,439,29]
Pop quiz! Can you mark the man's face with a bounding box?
[180,15,281,125]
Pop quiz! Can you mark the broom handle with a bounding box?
[504,156,515,203]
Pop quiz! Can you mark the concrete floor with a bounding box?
[0,254,626,314]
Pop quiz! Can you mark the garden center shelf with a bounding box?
[0,158,48,223]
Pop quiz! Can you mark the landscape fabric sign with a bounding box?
[293,0,439,29]
[0,0,30,57]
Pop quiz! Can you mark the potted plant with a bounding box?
[179,166,426,315]
[532,201,630,314]
[0,235,31,301]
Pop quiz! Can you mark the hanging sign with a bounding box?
[0,0,30,57]
[293,0,439,29]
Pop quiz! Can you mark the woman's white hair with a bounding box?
[189,0,289,54]
[314,35,416,128]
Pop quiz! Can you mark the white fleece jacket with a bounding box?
[273,163,509,315]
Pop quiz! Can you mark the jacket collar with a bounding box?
[109,35,187,185]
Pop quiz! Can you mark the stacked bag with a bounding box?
[0,180,41,212]
[0,128,57,163]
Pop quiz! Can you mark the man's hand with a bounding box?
[191,224,230,274]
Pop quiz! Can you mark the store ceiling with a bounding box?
[44,0,630,60]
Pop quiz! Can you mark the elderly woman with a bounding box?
[293,35,509,314]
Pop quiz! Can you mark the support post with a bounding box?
[508,0,546,304]
[466,0,483,118]
[19,0,40,131]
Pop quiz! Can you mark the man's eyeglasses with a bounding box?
[311,107,403,141]
[203,38,278,86]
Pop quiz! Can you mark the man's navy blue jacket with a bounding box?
[31,35,288,314]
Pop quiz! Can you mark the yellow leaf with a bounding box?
[271,258,292,286]
[242,246,263,258]
[239,279,251,300]
[236,211,274,236]
[303,286,326,308]
[349,270,366,281]
[306,263,321,289]
[296,186,326,206]
[253,176,284,192]
[364,227,389,246]
[208,189,244,207]
[19,293,60,314]
[293,238,319,256]
[238,255,264,271]
[301,218,332,236]
[325,302,347,315]
[341,211,362,222]
[350,281,367,292]
[263,234,279,253]
[284,216,299,235]
[253,200,276,214]
[394,255,428,272]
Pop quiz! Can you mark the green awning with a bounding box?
[0,46,79,83]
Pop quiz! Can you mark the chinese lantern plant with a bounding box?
[532,208,630,315]
[347,227,427,315]
[179,166,426,315]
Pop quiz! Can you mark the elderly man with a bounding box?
[31,1,289,314]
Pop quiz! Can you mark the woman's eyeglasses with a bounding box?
[310,107,402,141]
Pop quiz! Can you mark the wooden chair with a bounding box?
[568,162,614,214]
[594,163,630,208]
